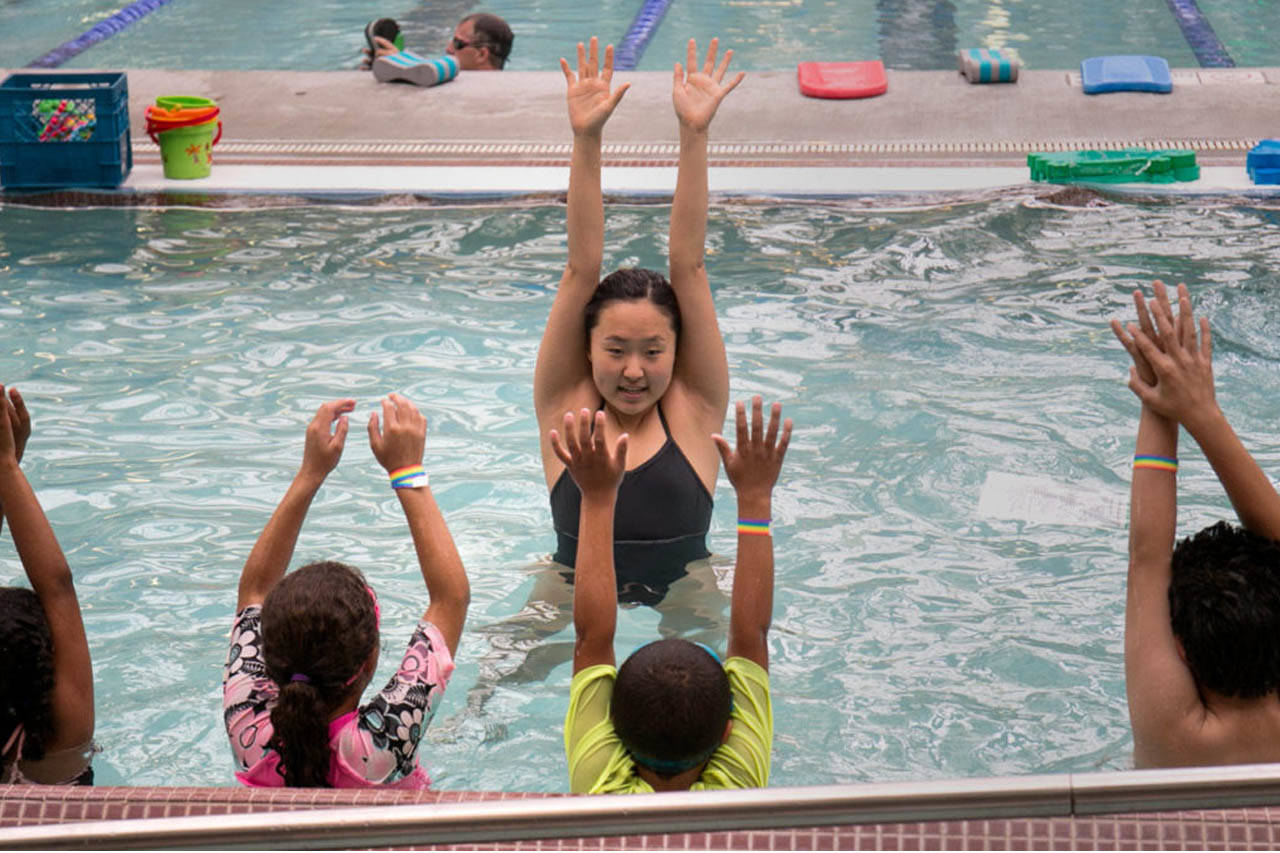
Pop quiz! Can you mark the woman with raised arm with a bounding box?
[535,36,743,605]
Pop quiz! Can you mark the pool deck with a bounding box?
[3,66,1279,197]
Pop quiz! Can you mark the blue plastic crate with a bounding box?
[0,72,131,189]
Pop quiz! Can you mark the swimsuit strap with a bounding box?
[656,401,673,439]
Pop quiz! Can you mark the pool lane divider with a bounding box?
[26,0,176,69]
[1163,0,1235,67]
[614,0,674,70]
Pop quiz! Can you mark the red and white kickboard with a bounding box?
[797,61,888,99]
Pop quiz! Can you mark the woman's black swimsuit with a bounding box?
[550,404,712,605]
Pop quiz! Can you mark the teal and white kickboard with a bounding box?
[958,48,1018,83]
[1080,55,1171,94]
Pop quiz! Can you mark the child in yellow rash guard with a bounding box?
[565,657,772,793]
[553,394,792,794]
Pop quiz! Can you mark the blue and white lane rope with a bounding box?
[27,0,176,68]
[1163,0,1235,68]
[614,0,674,70]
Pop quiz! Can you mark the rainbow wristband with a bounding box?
[389,464,428,489]
[1133,454,1178,472]
[738,518,771,537]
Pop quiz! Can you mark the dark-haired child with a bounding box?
[223,394,469,788]
[0,386,96,785]
[558,396,790,792]
[1112,281,1280,767]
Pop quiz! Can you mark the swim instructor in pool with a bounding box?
[535,36,744,604]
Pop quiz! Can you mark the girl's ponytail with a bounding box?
[267,680,332,787]
[260,561,379,788]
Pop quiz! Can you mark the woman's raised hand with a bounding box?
[672,37,745,133]
[561,37,630,137]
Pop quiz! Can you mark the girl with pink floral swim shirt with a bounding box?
[222,395,469,789]
[222,605,454,787]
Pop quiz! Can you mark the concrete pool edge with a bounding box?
[3,764,1280,849]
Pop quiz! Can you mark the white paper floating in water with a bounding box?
[978,471,1127,528]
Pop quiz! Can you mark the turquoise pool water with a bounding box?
[3,0,1277,72]
[1,195,1279,790]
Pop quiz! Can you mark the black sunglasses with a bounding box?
[451,36,488,51]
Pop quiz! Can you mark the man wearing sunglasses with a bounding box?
[365,12,513,85]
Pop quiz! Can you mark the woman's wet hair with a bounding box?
[611,639,731,777]
[0,587,54,767]
[584,268,682,340]
[1169,521,1280,699]
[261,561,379,787]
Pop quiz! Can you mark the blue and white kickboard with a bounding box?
[1080,55,1172,94]
[958,48,1018,83]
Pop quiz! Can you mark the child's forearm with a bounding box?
[1129,406,1178,572]
[237,472,322,608]
[669,126,709,279]
[728,491,774,667]
[0,459,72,597]
[1182,405,1280,541]
[397,486,470,655]
[572,493,618,663]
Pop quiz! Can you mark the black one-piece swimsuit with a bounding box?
[549,404,712,605]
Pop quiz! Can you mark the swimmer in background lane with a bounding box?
[1112,281,1280,768]
[0,386,96,785]
[535,36,744,603]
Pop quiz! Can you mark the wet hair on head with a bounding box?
[1169,521,1280,699]
[461,12,514,68]
[611,639,731,778]
[0,587,54,766]
[261,561,379,787]
[584,268,681,340]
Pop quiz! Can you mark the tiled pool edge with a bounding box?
[5,766,1280,849]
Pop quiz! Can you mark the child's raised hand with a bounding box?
[713,396,792,501]
[299,398,355,481]
[550,408,627,500]
[672,38,745,133]
[561,37,630,137]
[1124,283,1217,428]
[0,384,16,467]
[1111,283,1167,386]
[4,387,30,464]
[368,393,427,473]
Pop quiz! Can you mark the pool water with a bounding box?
[3,0,1277,72]
[1,195,1279,790]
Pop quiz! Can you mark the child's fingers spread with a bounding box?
[711,433,730,463]
[734,399,748,442]
[603,43,615,80]
[560,57,574,83]
[704,38,718,75]
[777,418,794,459]
[593,410,607,450]
[750,395,764,439]
[576,42,586,75]
[381,395,397,431]
[724,70,746,95]
[588,37,599,76]
[1200,316,1212,360]
[765,402,782,447]
[686,39,698,74]
[367,412,380,446]
[550,429,573,467]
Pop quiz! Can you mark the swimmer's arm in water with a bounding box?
[553,409,628,673]
[0,387,30,536]
[1118,282,1280,541]
[236,399,355,612]
[369,393,469,657]
[1113,292,1203,764]
[668,38,740,417]
[717,397,791,672]
[535,39,630,430]
[0,385,93,750]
